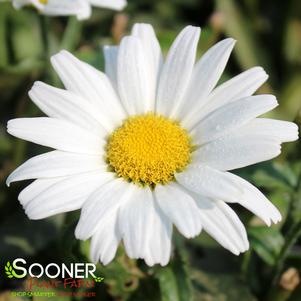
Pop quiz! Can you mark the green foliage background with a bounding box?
[0,0,301,300]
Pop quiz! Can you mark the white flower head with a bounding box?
[12,0,127,20]
[7,24,299,266]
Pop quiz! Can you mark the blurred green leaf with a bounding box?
[0,211,64,258]
[155,251,192,301]
[276,74,301,121]
[191,269,257,301]
[60,17,83,51]
[90,248,143,300]
[216,0,270,72]
[0,5,8,67]
[251,162,297,192]
[284,19,301,65]
[5,58,44,75]
[248,226,285,266]
[10,12,43,62]
[156,267,182,301]
[291,186,301,223]
[157,30,177,55]
[0,127,12,154]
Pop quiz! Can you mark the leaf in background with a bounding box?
[60,16,83,52]
[128,277,161,301]
[78,244,144,301]
[215,0,271,74]
[289,162,301,222]
[76,48,104,71]
[0,4,8,68]
[157,30,177,55]
[0,125,12,155]
[10,10,43,63]
[251,162,297,192]
[284,19,301,65]
[274,74,301,121]
[248,226,285,266]
[191,269,257,301]
[0,211,64,259]
[5,58,44,75]
[172,251,192,301]
[185,231,257,300]
[156,267,181,301]
[291,190,301,224]
[155,250,193,301]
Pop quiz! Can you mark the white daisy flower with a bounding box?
[7,24,299,266]
[12,0,127,20]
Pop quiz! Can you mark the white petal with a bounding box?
[41,0,91,20]
[156,26,200,116]
[117,36,153,114]
[13,0,43,9]
[6,151,105,186]
[155,182,202,238]
[104,46,119,89]
[29,81,106,136]
[131,23,162,75]
[12,0,28,9]
[221,173,282,226]
[89,0,127,10]
[194,131,281,171]
[51,50,126,131]
[190,193,249,254]
[75,179,134,240]
[18,177,64,206]
[145,199,172,266]
[119,186,172,266]
[131,23,163,109]
[192,67,268,126]
[179,165,281,225]
[7,117,104,155]
[194,118,298,171]
[176,165,242,203]
[25,171,114,220]
[90,211,121,265]
[175,38,235,120]
[118,186,154,259]
[244,118,299,143]
[191,95,278,144]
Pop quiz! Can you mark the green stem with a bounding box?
[274,164,301,281]
[283,164,301,232]
[265,221,301,301]
[39,15,50,61]
[272,221,301,286]
[265,168,301,301]
[39,15,62,86]
[61,16,83,51]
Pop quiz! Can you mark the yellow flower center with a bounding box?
[38,0,48,4]
[106,113,192,186]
